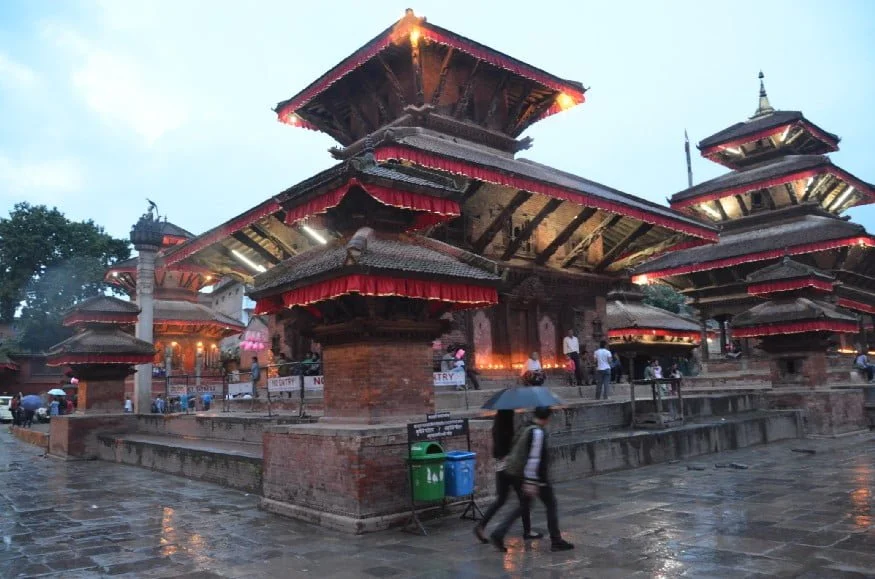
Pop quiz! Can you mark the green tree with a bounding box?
[0,203,131,352]
[642,283,687,315]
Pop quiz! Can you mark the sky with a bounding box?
[1,0,874,241]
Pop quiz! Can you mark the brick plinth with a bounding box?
[261,421,492,533]
[321,341,434,423]
[78,378,127,413]
[768,351,828,388]
[49,414,137,459]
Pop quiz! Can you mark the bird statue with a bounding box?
[146,198,159,220]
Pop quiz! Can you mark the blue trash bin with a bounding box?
[444,450,476,497]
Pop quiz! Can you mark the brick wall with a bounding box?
[11,426,49,449]
[766,388,867,435]
[322,341,435,422]
[78,378,126,413]
[262,421,492,530]
[49,414,138,459]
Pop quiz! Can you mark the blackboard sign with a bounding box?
[407,418,468,442]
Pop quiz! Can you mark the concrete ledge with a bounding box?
[260,497,410,534]
[10,426,49,449]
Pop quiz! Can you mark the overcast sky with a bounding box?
[1,0,873,241]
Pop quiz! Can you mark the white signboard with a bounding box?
[432,371,466,387]
[167,383,222,396]
[227,382,252,397]
[267,375,325,393]
[304,376,324,391]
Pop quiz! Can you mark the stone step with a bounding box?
[542,410,803,483]
[97,433,262,493]
[133,414,312,444]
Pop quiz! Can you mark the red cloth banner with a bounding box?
[733,321,859,338]
[374,146,717,241]
[256,274,497,313]
[837,298,875,315]
[632,236,875,282]
[748,278,835,296]
[47,354,155,367]
[283,179,461,230]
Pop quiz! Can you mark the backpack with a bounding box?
[505,425,538,479]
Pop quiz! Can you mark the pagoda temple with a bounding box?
[633,73,875,358]
[105,221,244,376]
[160,9,717,374]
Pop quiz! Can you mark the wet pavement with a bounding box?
[1,429,873,578]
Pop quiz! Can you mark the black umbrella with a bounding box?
[481,386,563,410]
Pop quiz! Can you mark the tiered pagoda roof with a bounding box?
[606,289,701,344]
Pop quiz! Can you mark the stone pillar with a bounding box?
[134,244,158,413]
[195,348,204,386]
[699,316,710,362]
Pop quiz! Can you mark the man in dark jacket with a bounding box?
[490,406,574,552]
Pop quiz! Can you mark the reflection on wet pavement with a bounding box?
[1,429,873,577]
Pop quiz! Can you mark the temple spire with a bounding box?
[753,70,774,118]
[684,129,693,188]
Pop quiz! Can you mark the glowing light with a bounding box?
[779,126,790,141]
[806,177,815,188]
[231,249,267,273]
[409,27,421,46]
[171,342,178,347]
[302,225,327,245]
[284,112,301,126]
[632,274,650,286]
[833,186,855,210]
[211,344,218,350]
[197,342,203,348]
[556,92,576,110]
[700,204,723,220]
[111,271,118,277]
[205,275,212,281]
[723,147,743,155]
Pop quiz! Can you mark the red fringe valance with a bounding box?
[733,321,859,338]
[255,274,497,314]
[837,298,875,315]
[164,201,282,266]
[374,146,717,241]
[47,354,155,367]
[283,179,461,230]
[63,312,139,327]
[748,278,835,296]
[0,362,19,371]
[154,319,245,330]
[633,236,875,283]
[608,328,701,340]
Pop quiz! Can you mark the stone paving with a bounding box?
[1,429,873,578]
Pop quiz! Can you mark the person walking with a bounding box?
[593,341,613,400]
[250,357,261,396]
[563,330,584,386]
[124,396,133,413]
[201,392,213,412]
[474,410,541,544]
[489,407,574,552]
[10,394,20,427]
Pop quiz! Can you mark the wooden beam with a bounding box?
[713,199,729,220]
[593,223,654,272]
[560,214,622,269]
[359,76,389,125]
[484,72,510,127]
[803,174,831,202]
[835,245,851,270]
[461,181,484,203]
[471,190,531,254]
[232,232,281,265]
[761,188,777,210]
[316,98,354,144]
[504,81,535,133]
[410,39,425,106]
[784,183,799,205]
[454,60,481,119]
[734,194,750,216]
[611,233,684,270]
[707,270,720,287]
[535,208,597,265]
[430,47,455,106]
[376,54,407,107]
[512,93,558,134]
[501,198,562,260]
[249,222,295,259]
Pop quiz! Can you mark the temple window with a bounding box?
[751,191,764,209]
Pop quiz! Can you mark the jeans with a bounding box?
[492,478,561,541]
[479,470,531,533]
[567,352,583,385]
[596,369,611,399]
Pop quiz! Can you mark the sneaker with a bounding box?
[523,531,544,540]
[550,539,574,552]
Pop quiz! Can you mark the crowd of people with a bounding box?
[6,390,74,427]
[521,335,623,400]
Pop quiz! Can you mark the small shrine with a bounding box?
[46,296,155,413]
[731,258,859,387]
[606,288,701,379]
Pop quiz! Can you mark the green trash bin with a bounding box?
[409,442,446,502]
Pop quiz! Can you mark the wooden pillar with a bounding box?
[699,314,710,362]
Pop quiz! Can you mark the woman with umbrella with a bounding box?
[473,410,542,544]
[19,394,41,427]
